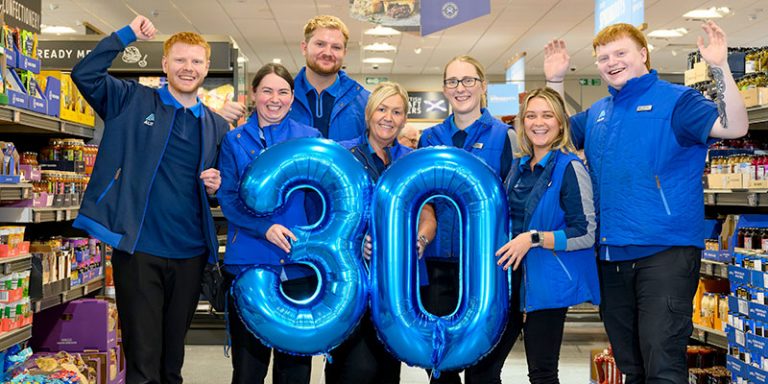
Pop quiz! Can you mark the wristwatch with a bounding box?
[530,230,541,248]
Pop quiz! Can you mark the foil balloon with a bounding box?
[370,146,510,374]
[232,138,371,355]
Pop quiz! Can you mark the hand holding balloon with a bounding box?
[496,233,532,271]
[266,224,297,253]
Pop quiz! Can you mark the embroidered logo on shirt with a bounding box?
[472,143,484,149]
[636,105,653,112]
[143,113,155,127]
[596,110,606,123]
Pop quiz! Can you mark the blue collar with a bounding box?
[301,72,341,97]
[608,69,658,98]
[157,85,203,118]
[448,108,492,135]
[519,151,553,171]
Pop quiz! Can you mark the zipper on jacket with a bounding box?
[231,228,238,244]
[655,175,672,215]
[552,251,573,281]
[96,168,121,204]
[132,109,178,252]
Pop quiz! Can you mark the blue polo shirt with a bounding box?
[134,86,207,258]
[304,75,341,138]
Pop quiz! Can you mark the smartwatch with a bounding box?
[530,230,541,248]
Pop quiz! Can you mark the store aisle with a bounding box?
[181,339,606,383]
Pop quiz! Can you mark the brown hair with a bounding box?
[516,87,576,157]
[303,15,350,47]
[443,55,488,108]
[163,32,211,59]
[251,63,294,92]
[593,23,651,70]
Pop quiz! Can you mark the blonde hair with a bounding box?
[443,55,487,108]
[593,23,651,70]
[516,87,576,157]
[304,15,350,47]
[365,82,409,133]
[163,32,211,59]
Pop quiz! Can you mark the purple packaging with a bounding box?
[31,298,117,352]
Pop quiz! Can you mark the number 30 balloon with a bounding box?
[370,146,510,374]
[232,138,371,355]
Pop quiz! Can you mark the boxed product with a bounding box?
[741,87,768,108]
[0,226,29,258]
[39,71,95,127]
[32,299,118,353]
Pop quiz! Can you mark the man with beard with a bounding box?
[289,15,369,141]
[71,15,238,384]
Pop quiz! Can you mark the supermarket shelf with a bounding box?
[32,276,104,313]
[0,325,32,352]
[700,259,729,279]
[704,189,768,207]
[0,105,95,139]
[692,324,728,349]
[749,105,768,125]
[211,207,223,218]
[0,206,79,223]
[0,183,32,202]
[0,253,32,275]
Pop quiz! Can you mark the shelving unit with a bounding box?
[0,207,79,223]
[0,325,32,352]
[701,259,729,279]
[692,324,728,349]
[32,276,104,314]
[0,105,94,139]
[0,253,32,275]
[0,183,32,201]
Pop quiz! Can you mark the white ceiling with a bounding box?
[39,0,768,77]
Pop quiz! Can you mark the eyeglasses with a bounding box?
[443,77,482,89]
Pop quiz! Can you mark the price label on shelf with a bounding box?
[706,193,716,205]
[736,329,746,347]
[739,299,749,315]
[748,193,758,207]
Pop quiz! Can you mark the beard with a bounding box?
[306,56,342,76]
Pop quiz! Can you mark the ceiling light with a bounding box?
[41,25,77,34]
[683,7,731,20]
[364,25,400,37]
[363,42,397,52]
[413,47,422,54]
[362,57,393,64]
[272,58,281,64]
[647,28,688,38]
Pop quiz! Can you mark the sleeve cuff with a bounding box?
[115,25,137,47]
[553,230,567,251]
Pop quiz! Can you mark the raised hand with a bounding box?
[129,15,157,41]
[217,100,247,125]
[544,39,570,82]
[697,20,728,68]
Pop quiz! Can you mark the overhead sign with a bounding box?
[1,0,41,33]
[487,83,520,116]
[595,0,644,34]
[349,0,420,30]
[421,0,490,36]
[364,76,389,85]
[408,91,450,121]
[37,39,233,73]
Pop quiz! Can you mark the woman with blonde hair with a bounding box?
[496,87,600,383]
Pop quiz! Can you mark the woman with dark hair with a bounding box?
[218,63,321,384]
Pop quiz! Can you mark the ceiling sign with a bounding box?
[349,0,490,36]
[595,0,644,34]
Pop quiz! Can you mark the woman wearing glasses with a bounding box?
[418,55,520,384]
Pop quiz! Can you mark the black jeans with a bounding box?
[224,271,313,384]
[421,260,523,384]
[112,250,207,384]
[523,307,569,384]
[599,247,700,384]
[324,311,400,384]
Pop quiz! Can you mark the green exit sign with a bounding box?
[579,78,602,86]
[365,76,389,85]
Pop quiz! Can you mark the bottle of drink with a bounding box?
[745,228,754,250]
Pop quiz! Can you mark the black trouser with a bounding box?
[523,307,569,384]
[112,250,207,384]
[599,247,700,384]
[420,260,523,384]
[324,310,400,384]
[224,271,312,384]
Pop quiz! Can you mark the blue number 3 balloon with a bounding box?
[232,138,372,355]
[371,147,510,374]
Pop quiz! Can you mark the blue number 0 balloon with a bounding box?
[232,138,371,355]
[370,146,510,373]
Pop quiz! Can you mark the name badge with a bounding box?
[472,143,484,149]
[637,105,653,112]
